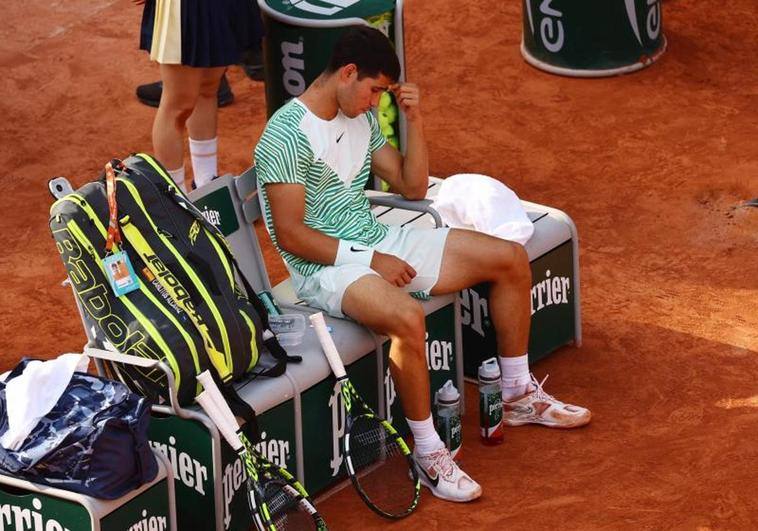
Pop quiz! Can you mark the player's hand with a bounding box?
[389,83,421,122]
[370,252,417,287]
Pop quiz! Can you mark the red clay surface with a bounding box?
[1,0,756,529]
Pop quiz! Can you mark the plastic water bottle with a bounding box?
[478,357,504,445]
[434,380,462,459]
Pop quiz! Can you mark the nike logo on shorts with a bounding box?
[336,132,345,143]
[350,246,367,252]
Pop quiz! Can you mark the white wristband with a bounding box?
[335,240,374,267]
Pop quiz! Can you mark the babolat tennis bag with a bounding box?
[49,153,297,408]
[0,358,157,499]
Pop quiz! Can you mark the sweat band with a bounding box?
[334,239,374,267]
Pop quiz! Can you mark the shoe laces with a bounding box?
[530,373,558,403]
[427,447,456,478]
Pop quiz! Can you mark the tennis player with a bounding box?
[254,26,591,503]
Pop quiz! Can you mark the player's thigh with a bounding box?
[430,228,527,295]
[342,275,425,338]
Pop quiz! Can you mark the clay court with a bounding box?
[1,0,756,529]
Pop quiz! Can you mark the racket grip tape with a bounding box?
[309,312,347,379]
[195,391,244,451]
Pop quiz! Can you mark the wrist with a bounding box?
[335,240,374,267]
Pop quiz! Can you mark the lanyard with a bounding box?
[104,161,122,253]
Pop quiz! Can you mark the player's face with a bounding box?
[338,66,393,118]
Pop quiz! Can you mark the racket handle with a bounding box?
[196,371,245,442]
[309,312,347,379]
[196,391,244,451]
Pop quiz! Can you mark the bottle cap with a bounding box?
[435,379,459,405]
[478,357,501,383]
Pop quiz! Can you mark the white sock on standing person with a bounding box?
[168,166,186,193]
[406,415,444,455]
[189,137,218,189]
[499,353,533,401]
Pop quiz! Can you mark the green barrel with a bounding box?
[259,0,402,118]
[521,0,666,77]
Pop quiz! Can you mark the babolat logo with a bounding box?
[459,287,489,338]
[282,39,305,98]
[150,436,208,495]
[288,0,359,16]
[55,228,162,360]
[0,498,72,531]
[144,254,206,329]
[328,382,346,477]
[625,0,661,45]
[200,206,221,228]
[188,220,201,244]
[524,0,564,52]
[384,368,397,424]
[531,269,570,315]
[425,332,452,371]
[127,509,168,531]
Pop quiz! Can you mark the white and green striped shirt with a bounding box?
[255,99,389,277]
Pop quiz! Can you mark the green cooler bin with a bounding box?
[522,0,666,77]
[258,0,407,151]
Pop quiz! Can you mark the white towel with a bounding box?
[1,353,90,451]
[431,174,534,245]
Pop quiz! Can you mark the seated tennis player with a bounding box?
[254,26,591,503]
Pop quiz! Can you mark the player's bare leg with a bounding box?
[342,273,482,502]
[431,228,531,356]
[341,274,429,420]
[432,228,590,428]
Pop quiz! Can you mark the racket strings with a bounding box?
[348,416,418,517]
[263,478,320,530]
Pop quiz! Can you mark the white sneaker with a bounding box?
[503,373,591,429]
[412,446,482,502]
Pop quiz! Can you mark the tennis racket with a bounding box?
[309,312,421,519]
[195,372,327,531]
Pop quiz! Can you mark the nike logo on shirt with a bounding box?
[336,132,345,143]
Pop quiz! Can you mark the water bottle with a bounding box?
[434,380,462,459]
[478,357,504,445]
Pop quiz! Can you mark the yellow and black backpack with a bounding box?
[49,153,297,408]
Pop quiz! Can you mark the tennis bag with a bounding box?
[49,153,296,407]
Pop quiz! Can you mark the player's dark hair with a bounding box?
[325,26,401,81]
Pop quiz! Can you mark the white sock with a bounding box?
[189,136,218,189]
[167,166,186,193]
[499,353,533,401]
[406,415,444,455]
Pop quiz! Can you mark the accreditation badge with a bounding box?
[103,251,140,296]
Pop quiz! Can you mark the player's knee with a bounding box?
[389,301,425,342]
[500,242,531,284]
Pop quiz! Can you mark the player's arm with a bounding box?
[265,183,416,287]
[371,83,429,200]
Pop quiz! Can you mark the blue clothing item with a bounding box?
[0,359,157,499]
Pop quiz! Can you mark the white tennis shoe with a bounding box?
[412,446,482,503]
[502,373,591,428]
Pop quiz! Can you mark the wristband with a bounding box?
[335,240,374,267]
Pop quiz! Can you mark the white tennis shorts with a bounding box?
[289,225,450,318]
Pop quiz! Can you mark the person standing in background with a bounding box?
[135,0,262,191]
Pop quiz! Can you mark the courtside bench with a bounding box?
[366,178,582,378]
[0,449,175,531]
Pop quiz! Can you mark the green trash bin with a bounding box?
[258,0,407,152]
[521,0,666,77]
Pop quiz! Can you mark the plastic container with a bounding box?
[434,380,462,460]
[478,357,504,445]
[268,313,306,346]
